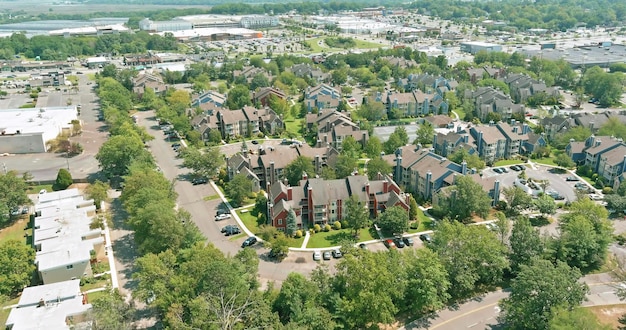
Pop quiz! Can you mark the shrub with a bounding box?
[309,228,315,235]
[410,221,419,230]
[295,230,303,238]
[53,168,73,191]
[324,224,331,232]
[602,187,614,195]
[333,221,341,230]
[617,234,626,246]
[314,224,321,232]
[341,221,349,229]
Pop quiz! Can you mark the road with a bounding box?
[401,272,625,330]
[136,111,323,287]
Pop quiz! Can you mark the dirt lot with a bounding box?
[587,304,626,328]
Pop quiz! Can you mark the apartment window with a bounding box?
[278,219,283,225]
[66,265,74,269]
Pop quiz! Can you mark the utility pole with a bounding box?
[1,162,6,174]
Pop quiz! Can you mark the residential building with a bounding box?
[384,146,470,201]
[123,54,161,67]
[192,90,227,112]
[233,66,272,84]
[132,73,167,97]
[597,145,626,185]
[523,132,548,155]
[424,115,454,128]
[34,189,104,285]
[6,279,92,330]
[495,119,531,159]
[226,144,338,191]
[304,84,341,113]
[252,87,286,107]
[467,66,505,83]
[432,129,475,158]
[469,124,508,164]
[572,112,626,133]
[386,90,449,116]
[505,73,559,103]
[305,110,369,150]
[464,86,524,121]
[540,115,574,141]
[290,64,329,83]
[268,174,409,230]
[434,173,501,208]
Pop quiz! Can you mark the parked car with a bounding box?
[419,233,432,243]
[501,167,509,173]
[358,243,367,250]
[39,189,47,194]
[395,238,406,248]
[566,176,579,181]
[215,213,231,221]
[322,251,332,260]
[493,168,503,174]
[517,164,526,170]
[313,251,321,261]
[224,226,241,236]
[221,225,235,233]
[10,208,20,216]
[241,236,257,248]
[509,165,521,171]
[251,140,259,145]
[21,206,29,214]
[192,177,208,185]
[331,249,343,258]
[171,143,181,149]
[384,239,397,249]
[403,237,414,246]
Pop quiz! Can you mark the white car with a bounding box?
[39,189,47,194]
[313,251,321,261]
[215,213,231,221]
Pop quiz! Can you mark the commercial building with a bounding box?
[460,41,503,54]
[5,279,92,330]
[0,106,78,154]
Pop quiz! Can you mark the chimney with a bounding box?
[365,183,370,195]
[383,179,388,193]
[589,121,594,131]
[270,161,275,184]
[287,186,292,200]
[315,155,321,173]
[512,126,518,133]
[595,139,601,147]
[464,134,469,143]
[510,119,516,125]
[522,123,529,134]
[302,171,308,181]
[461,160,467,175]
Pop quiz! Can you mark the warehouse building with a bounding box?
[460,41,503,54]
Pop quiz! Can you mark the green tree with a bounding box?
[335,154,358,179]
[268,232,290,260]
[448,148,486,170]
[378,205,409,236]
[581,66,623,107]
[365,136,383,158]
[0,171,30,223]
[435,175,492,222]
[598,115,626,140]
[402,248,451,314]
[343,194,369,237]
[333,251,404,328]
[53,168,73,191]
[225,84,252,109]
[285,209,297,237]
[502,186,533,215]
[273,272,334,329]
[331,68,348,85]
[548,306,612,330]
[340,136,362,160]
[96,134,152,178]
[366,157,392,180]
[414,121,435,145]
[284,156,315,186]
[408,194,419,221]
[509,217,544,274]
[90,289,134,330]
[226,173,254,207]
[534,194,556,216]
[357,101,385,121]
[554,153,575,168]
[181,147,225,179]
[384,133,404,155]
[0,240,35,296]
[249,72,270,90]
[86,180,109,210]
[430,221,509,299]
[500,258,588,330]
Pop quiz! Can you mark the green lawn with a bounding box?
[533,157,557,166]
[26,184,53,194]
[0,296,20,326]
[203,194,220,201]
[306,228,375,248]
[493,159,524,166]
[0,218,29,245]
[86,289,109,303]
[408,209,435,233]
[284,119,302,137]
[353,39,385,49]
[237,208,262,235]
[452,109,465,120]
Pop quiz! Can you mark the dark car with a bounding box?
[191,177,208,185]
[225,226,241,236]
[509,165,521,171]
[241,236,257,248]
[403,237,414,246]
[501,167,509,173]
[171,143,181,149]
[221,225,235,233]
[517,164,526,170]
[419,233,432,243]
[251,140,259,145]
[395,238,406,248]
[566,176,579,181]
[358,243,367,249]
[493,168,503,174]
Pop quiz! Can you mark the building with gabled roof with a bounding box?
[192,90,227,111]
[469,124,507,164]
[268,173,409,230]
[597,144,626,185]
[132,72,167,97]
[252,87,286,107]
[5,279,92,330]
[304,84,341,113]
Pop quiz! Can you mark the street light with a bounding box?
[66,141,70,171]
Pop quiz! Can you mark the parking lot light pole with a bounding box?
[66,145,70,171]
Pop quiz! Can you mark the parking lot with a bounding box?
[483,163,594,202]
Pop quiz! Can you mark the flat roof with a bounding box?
[38,188,81,204]
[0,106,77,135]
[158,27,260,39]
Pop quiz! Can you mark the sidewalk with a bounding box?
[210,180,256,239]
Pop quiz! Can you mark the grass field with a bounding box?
[306,228,375,248]
[26,184,53,194]
[284,119,302,137]
[237,208,261,235]
[0,296,20,326]
[452,109,465,120]
[586,304,626,329]
[493,159,524,166]
[0,218,29,245]
[532,157,557,166]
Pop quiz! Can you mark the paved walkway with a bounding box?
[301,231,311,248]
